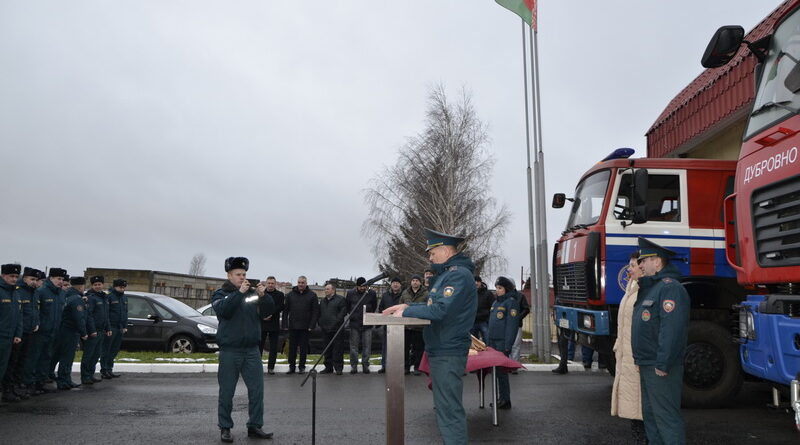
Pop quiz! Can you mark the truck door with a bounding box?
[605,169,689,304]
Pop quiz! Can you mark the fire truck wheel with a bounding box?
[681,321,743,408]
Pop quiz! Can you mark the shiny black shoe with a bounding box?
[91,377,102,383]
[70,382,82,388]
[377,368,385,374]
[220,428,233,443]
[298,368,306,374]
[267,369,275,375]
[319,368,333,374]
[109,372,121,378]
[551,365,568,374]
[101,372,113,379]
[247,427,273,439]
[350,368,358,374]
[81,380,94,385]
[285,369,295,375]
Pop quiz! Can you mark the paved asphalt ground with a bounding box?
[0,370,797,445]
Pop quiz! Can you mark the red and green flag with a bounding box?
[495,0,537,31]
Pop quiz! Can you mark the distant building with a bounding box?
[83,267,225,309]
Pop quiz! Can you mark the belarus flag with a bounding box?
[495,0,537,31]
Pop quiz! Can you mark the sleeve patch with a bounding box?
[443,286,455,297]
[510,309,518,317]
[496,311,504,319]
[662,299,676,313]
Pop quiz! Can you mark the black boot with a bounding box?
[220,428,233,443]
[247,427,273,439]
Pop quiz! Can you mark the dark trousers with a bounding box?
[100,328,123,373]
[80,334,103,382]
[260,329,280,370]
[3,332,32,387]
[288,329,309,371]
[406,329,425,371]
[322,330,344,372]
[25,330,53,385]
[429,354,468,445]
[556,328,570,367]
[217,347,264,429]
[54,327,79,388]
[349,326,372,369]
[0,337,12,384]
[640,364,685,445]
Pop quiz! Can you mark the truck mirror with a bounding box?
[786,64,800,93]
[632,169,648,224]
[701,25,745,68]
[552,193,566,208]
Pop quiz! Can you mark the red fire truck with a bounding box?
[702,2,800,429]
[552,151,747,407]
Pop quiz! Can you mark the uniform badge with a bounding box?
[662,299,676,313]
[427,298,432,306]
[443,286,454,297]
[511,309,518,317]
[641,309,650,321]
[497,311,504,319]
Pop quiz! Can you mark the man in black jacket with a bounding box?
[212,256,274,443]
[377,277,404,373]
[345,277,377,374]
[260,276,284,375]
[317,283,347,375]
[470,276,494,341]
[282,276,319,374]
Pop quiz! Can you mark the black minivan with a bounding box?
[122,291,218,353]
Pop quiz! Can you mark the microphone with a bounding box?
[364,271,389,286]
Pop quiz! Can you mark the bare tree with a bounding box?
[363,86,510,278]
[189,253,207,276]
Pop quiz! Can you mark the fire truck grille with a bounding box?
[555,262,589,301]
[752,175,800,267]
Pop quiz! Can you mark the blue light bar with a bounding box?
[600,147,635,162]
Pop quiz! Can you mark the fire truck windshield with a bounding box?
[565,170,610,230]
[747,8,800,139]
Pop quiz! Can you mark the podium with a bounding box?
[363,311,430,445]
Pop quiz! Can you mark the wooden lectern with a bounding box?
[363,311,430,445]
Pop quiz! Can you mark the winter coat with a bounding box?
[35,279,63,333]
[213,280,272,349]
[474,283,494,323]
[16,278,39,334]
[261,289,285,331]
[318,294,347,332]
[0,280,22,339]
[283,286,320,330]
[610,279,643,420]
[345,287,377,328]
[378,289,403,312]
[400,286,428,331]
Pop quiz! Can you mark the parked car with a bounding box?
[122,292,218,353]
[197,303,215,316]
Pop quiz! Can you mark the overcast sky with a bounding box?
[0,1,777,285]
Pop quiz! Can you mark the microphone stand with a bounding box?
[300,272,387,445]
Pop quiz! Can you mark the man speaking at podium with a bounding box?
[382,228,477,445]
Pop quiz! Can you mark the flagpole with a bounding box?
[530,21,550,364]
[519,18,541,360]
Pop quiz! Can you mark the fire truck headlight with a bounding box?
[582,314,594,330]
[739,307,756,341]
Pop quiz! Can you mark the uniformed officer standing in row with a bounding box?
[81,276,111,384]
[488,276,520,410]
[383,228,477,445]
[0,264,23,402]
[2,267,41,401]
[632,237,690,445]
[100,278,128,379]
[212,257,274,443]
[54,276,89,390]
[25,267,67,392]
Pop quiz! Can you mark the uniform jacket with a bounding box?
[318,294,347,332]
[261,289,285,331]
[85,289,110,334]
[611,279,643,420]
[632,264,690,371]
[403,253,478,357]
[107,288,128,330]
[35,279,63,333]
[487,290,520,353]
[345,287,377,328]
[16,278,39,334]
[213,280,273,349]
[474,282,494,324]
[0,280,22,339]
[378,289,403,312]
[282,286,319,330]
[61,288,88,337]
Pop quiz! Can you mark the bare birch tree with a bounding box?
[363,86,510,278]
[189,253,207,276]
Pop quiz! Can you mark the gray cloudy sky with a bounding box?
[0,1,776,285]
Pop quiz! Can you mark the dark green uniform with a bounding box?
[632,263,690,445]
[81,289,109,383]
[100,287,127,376]
[0,280,22,383]
[404,252,477,445]
[54,288,87,389]
[487,290,519,405]
[25,278,62,386]
[213,280,274,430]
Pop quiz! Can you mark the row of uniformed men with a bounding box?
[0,263,130,401]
